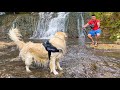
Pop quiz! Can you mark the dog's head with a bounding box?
[55,32,67,40]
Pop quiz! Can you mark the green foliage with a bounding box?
[90,12,120,41]
[0,12,120,41]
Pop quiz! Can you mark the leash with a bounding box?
[82,28,88,36]
[82,24,95,36]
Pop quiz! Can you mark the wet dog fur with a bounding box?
[8,28,67,75]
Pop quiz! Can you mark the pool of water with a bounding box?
[0,38,119,78]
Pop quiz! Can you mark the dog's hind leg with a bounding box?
[49,57,58,75]
[56,59,63,71]
[25,53,33,73]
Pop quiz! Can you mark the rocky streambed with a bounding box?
[0,41,119,78]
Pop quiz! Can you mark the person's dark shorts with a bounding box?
[88,29,101,37]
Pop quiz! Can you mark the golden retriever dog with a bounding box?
[8,28,67,75]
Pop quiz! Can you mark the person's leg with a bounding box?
[95,29,101,46]
[88,30,95,45]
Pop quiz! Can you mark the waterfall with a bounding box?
[0,12,5,15]
[30,12,87,45]
[77,12,85,46]
[31,12,69,39]
[30,12,53,39]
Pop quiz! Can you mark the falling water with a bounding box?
[0,12,5,15]
[30,12,54,39]
[30,12,86,45]
[77,12,85,46]
[31,12,69,39]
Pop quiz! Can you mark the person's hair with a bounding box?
[92,14,96,16]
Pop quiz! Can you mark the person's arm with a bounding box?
[83,23,89,28]
[97,21,100,28]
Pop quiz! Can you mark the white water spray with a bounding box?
[77,12,85,46]
[31,12,69,39]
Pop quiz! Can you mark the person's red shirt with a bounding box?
[88,19,100,30]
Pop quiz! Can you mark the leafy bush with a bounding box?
[90,12,120,41]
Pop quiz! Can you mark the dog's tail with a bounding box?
[8,28,25,50]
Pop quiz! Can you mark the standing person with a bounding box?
[83,14,101,46]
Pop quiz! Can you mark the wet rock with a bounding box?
[102,72,114,78]
[0,44,120,78]
[29,75,36,78]
[0,73,14,78]
[10,56,21,62]
[10,47,17,52]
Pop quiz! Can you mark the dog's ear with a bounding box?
[55,32,67,38]
[55,32,59,36]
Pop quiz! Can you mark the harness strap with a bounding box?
[43,40,62,60]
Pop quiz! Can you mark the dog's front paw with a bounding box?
[53,71,58,75]
[26,66,32,73]
[26,69,32,73]
[58,67,63,71]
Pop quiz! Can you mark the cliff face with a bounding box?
[13,14,39,39]
[0,12,120,44]
[0,13,39,41]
